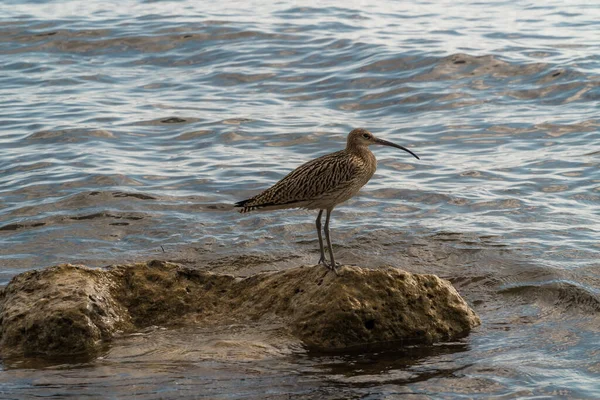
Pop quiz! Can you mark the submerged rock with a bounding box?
[0,261,480,358]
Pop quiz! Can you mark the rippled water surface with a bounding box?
[1,0,599,398]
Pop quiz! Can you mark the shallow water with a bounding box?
[1,0,599,398]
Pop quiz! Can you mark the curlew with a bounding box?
[235,128,420,273]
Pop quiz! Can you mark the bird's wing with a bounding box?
[241,151,358,209]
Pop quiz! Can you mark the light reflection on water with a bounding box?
[0,0,599,398]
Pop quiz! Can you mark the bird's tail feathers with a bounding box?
[235,198,306,213]
[234,198,255,213]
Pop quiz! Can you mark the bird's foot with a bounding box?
[320,260,341,275]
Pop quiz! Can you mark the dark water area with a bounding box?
[1,0,599,398]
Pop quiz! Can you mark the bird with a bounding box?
[235,128,420,274]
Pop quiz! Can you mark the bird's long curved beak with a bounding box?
[374,138,420,160]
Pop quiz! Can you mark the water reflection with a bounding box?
[306,342,470,384]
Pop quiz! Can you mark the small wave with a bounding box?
[27,129,114,142]
[500,281,600,313]
[0,222,45,231]
[132,117,201,126]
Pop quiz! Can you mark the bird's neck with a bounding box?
[346,144,376,167]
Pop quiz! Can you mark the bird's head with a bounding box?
[347,128,420,160]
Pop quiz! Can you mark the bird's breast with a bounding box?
[355,150,377,185]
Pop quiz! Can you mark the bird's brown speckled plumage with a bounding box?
[236,149,375,212]
[235,128,419,273]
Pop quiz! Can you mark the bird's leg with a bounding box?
[315,210,326,265]
[324,208,340,275]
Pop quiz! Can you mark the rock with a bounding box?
[0,265,132,358]
[234,265,480,349]
[108,260,238,327]
[0,261,480,358]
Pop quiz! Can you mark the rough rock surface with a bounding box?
[0,265,132,358]
[235,265,480,349]
[0,261,480,358]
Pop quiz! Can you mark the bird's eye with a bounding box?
[362,133,370,139]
